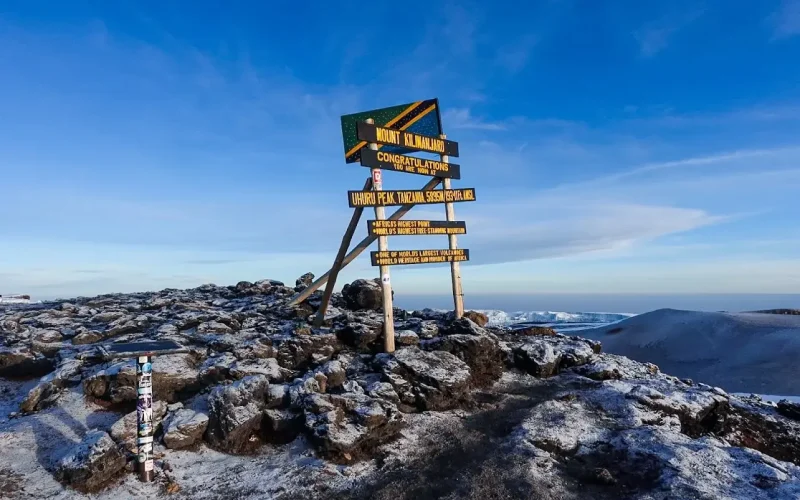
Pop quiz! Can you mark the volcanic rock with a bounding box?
[0,346,55,378]
[55,430,126,493]
[303,391,405,463]
[378,347,472,411]
[341,279,382,311]
[424,333,504,387]
[205,375,269,453]
[163,408,209,449]
[462,310,489,327]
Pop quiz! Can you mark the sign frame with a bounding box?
[359,148,461,179]
[367,219,467,236]
[347,188,476,208]
[356,121,459,157]
[340,98,444,164]
[370,248,470,266]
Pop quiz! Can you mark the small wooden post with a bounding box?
[313,177,373,327]
[287,176,443,306]
[366,118,395,352]
[441,133,465,319]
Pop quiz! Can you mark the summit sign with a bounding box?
[292,98,476,354]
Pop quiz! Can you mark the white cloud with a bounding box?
[442,108,506,131]
[495,34,539,73]
[770,0,800,39]
[458,203,726,266]
[633,8,705,57]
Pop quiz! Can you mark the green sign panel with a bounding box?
[340,98,443,163]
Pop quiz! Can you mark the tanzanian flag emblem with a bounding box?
[340,98,444,163]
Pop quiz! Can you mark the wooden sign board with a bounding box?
[360,149,461,179]
[371,248,470,266]
[348,188,476,208]
[368,220,467,236]
[340,98,443,164]
[357,122,459,157]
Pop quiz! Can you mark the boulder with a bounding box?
[0,346,55,378]
[423,333,504,387]
[205,375,269,453]
[335,313,383,353]
[266,384,289,409]
[20,358,83,412]
[513,325,558,336]
[263,409,303,444]
[442,317,487,337]
[83,353,203,404]
[72,331,104,345]
[274,332,340,370]
[341,279,382,311]
[320,360,346,389]
[303,392,405,463]
[56,430,126,493]
[721,399,800,466]
[163,408,209,449]
[295,272,315,291]
[395,330,420,346]
[379,348,472,411]
[110,401,168,453]
[777,400,800,422]
[31,329,63,344]
[463,310,489,327]
[513,341,560,378]
[512,337,597,378]
[229,358,292,383]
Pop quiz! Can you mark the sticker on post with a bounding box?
[381,274,390,284]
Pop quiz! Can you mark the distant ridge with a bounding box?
[578,308,800,395]
[750,308,800,315]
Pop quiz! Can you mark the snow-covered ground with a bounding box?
[577,308,800,396]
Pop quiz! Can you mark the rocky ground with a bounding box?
[1,275,799,499]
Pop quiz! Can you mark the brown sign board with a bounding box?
[348,188,476,208]
[359,149,461,179]
[371,248,470,266]
[368,220,467,236]
[357,121,459,157]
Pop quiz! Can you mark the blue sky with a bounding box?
[1,0,800,300]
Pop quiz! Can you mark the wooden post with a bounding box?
[287,176,443,306]
[366,118,395,353]
[441,133,465,319]
[313,177,373,327]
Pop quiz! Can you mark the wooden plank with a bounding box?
[366,118,395,353]
[367,219,467,236]
[287,176,443,306]
[359,148,461,179]
[371,248,469,266]
[441,133,465,319]
[312,176,373,327]
[347,188,476,208]
[356,121,460,156]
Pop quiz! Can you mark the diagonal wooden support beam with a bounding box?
[288,176,444,306]
[312,177,373,327]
